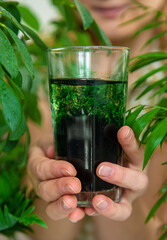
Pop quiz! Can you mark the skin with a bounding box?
[27,0,166,239]
[28,125,148,223]
[80,0,166,45]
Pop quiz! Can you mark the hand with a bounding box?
[85,126,149,220]
[27,144,85,222]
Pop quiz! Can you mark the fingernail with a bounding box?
[65,184,77,193]
[88,211,96,216]
[126,128,132,139]
[63,200,71,210]
[96,200,108,210]
[70,219,77,223]
[99,166,112,177]
[61,169,72,176]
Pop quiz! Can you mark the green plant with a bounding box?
[123,2,167,238]
[0,0,48,237]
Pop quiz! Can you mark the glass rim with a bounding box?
[47,46,130,53]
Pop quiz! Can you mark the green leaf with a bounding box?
[158,98,167,108]
[140,119,159,144]
[151,84,167,98]
[120,12,150,26]
[0,170,20,204]
[162,162,167,165]
[0,28,18,79]
[0,145,24,163]
[0,79,22,132]
[134,21,165,37]
[8,73,25,101]
[19,206,47,228]
[143,30,167,48]
[60,4,76,31]
[136,77,167,100]
[24,93,41,125]
[3,137,18,152]
[76,31,93,45]
[160,183,167,194]
[131,52,167,61]
[2,25,35,77]
[20,129,30,168]
[91,20,111,46]
[126,105,145,127]
[73,0,111,46]
[158,231,167,240]
[0,65,5,79]
[18,5,40,31]
[9,114,27,141]
[132,108,159,139]
[133,65,167,88]
[0,110,8,137]
[0,1,19,7]
[0,6,28,38]
[163,225,167,230]
[74,0,93,30]
[145,192,167,223]
[52,0,74,7]
[22,24,48,51]
[144,117,167,169]
[131,0,148,10]
[130,52,167,72]
[0,206,18,231]
[4,3,21,35]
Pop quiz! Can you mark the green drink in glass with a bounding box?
[47,46,129,207]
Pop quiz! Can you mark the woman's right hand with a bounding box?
[27,145,85,222]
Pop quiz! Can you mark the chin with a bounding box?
[108,30,133,44]
[97,21,133,44]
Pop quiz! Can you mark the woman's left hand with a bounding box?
[85,125,149,220]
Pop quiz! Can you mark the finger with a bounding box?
[96,162,148,192]
[92,194,132,221]
[35,159,77,181]
[117,126,144,167]
[28,146,77,181]
[69,208,85,223]
[46,195,78,220]
[46,145,55,159]
[37,177,81,202]
[84,207,99,216]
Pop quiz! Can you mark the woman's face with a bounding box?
[80,0,166,43]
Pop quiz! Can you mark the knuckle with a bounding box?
[49,160,58,177]
[36,162,42,179]
[35,159,47,180]
[37,181,50,202]
[114,166,126,185]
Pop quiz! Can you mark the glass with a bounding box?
[47,46,129,207]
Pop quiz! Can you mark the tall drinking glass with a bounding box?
[47,46,129,207]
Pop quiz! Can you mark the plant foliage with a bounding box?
[0,0,47,237]
[125,2,167,238]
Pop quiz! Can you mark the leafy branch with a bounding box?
[51,0,111,47]
[125,3,167,238]
[0,1,48,236]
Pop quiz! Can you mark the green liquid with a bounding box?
[49,78,127,192]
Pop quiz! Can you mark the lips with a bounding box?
[92,3,130,19]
